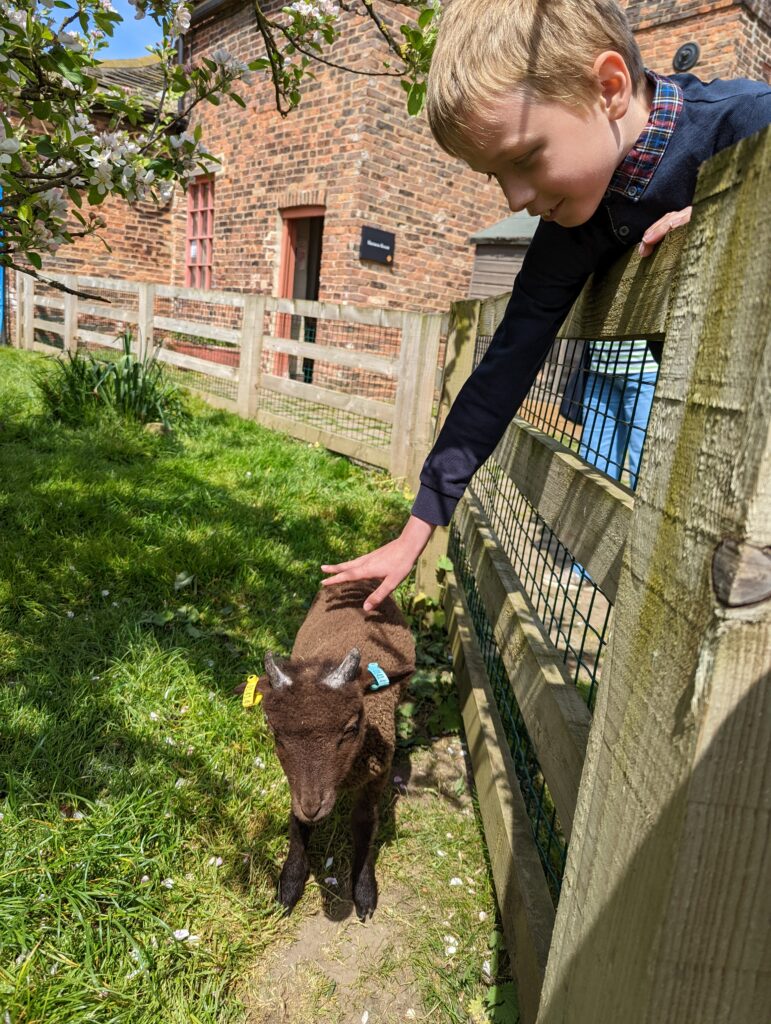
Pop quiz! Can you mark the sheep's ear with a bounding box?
[264,651,292,690]
[323,647,361,689]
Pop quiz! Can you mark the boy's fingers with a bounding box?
[363,577,394,612]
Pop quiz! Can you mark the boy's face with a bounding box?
[459,88,630,228]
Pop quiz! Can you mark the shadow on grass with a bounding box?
[0,398,419,919]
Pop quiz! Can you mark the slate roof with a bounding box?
[469,211,539,245]
[93,56,168,112]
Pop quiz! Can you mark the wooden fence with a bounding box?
[417,128,770,1023]
[10,272,445,491]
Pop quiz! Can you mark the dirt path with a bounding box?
[238,738,501,1024]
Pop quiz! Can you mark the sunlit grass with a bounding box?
[0,347,517,1023]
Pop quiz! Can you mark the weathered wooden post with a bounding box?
[236,294,266,419]
[415,299,481,600]
[136,282,155,358]
[536,127,771,1024]
[63,275,78,354]
[18,272,34,350]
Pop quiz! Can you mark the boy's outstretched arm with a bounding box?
[321,515,435,612]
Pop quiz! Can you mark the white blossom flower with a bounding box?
[325,856,333,868]
[449,877,462,886]
[66,610,75,619]
[324,876,338,886]
[161,877,174,888]
[478,910,488,922]
[207,855,224,867]
[173,928,190,940]
[149,711,159,721]
[174,778,187,788]
[211,47,232,65]
[172,4,191,35]
[140,874,150,884]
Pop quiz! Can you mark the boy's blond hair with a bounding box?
[427,0,647,157]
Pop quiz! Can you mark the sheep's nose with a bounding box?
[300,797,323,821]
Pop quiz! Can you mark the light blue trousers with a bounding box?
[578,371,657,489]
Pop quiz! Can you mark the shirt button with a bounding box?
[618,225,630,238]
[626,185,638,197]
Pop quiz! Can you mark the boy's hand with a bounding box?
[638,206,692,257]
[321,515,435,612]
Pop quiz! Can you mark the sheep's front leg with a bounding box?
[278,813,312,914]
[351,779,385,921]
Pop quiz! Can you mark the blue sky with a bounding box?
[100,0,163,60]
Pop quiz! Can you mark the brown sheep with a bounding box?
[255,579,415,920]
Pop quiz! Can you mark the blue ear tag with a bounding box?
[367,662,390,690]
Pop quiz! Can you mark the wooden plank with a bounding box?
[33,295,65,311]
[157,346,238,381]
[260,372,395,424]
[236,295,265,419]
[77,302,137,321]
[63,276,78,354]
[31,340,62,354]
[76,330,124,350]
[265,294,408,330]
[559,229,685,341]
[390,312,422,480]
[444,570,555,1024]
[456,496,591,838]
[33,318,64,335]
[416,300,482,601]
[493,417,633,602]
[255,409,390,470]
[263,335,397,377]
[405,313,445,491]
[188,390,239,413]
[538,124,771,1024]
[154,283,246,307]
[22,274,34,350]
[137,283,155,359]
[45,273,140,293]
[153,315,240,344]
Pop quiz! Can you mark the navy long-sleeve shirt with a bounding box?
[412,73,771,526]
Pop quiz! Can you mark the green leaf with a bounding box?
[229,93,246,109]
[68,187,82,208]
[28,252,42,270]
[418,8,435,29]
[407,82,425,117]
[436,555,454,572]
[36,137,56,158]
[32,100,52,120]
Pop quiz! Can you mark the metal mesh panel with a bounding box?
[264,310,400,403]
[256,387,391,448]
[449,525,567,902]
[473,334,659,492]
[471,464,610,711]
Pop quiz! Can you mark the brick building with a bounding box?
[36,0,771,315]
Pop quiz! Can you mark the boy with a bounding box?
[322,0,771,609]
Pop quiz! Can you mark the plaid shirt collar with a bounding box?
[607,71,683,200]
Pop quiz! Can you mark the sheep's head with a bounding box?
[259,647,369,824]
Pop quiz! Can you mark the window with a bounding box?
[186,175,214,289]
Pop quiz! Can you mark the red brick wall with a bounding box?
[172,0,507,312]
[621,0,771,81]
[47,192,174,284]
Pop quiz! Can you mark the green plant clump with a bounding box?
[35,332,187,429]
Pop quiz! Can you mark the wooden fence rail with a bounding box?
[9,272,445,492]
[418,127,771,1023]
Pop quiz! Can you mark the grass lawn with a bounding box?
[0,348,517,1024]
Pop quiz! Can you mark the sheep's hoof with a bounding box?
[277,862,309,915]
[353,875,378,922]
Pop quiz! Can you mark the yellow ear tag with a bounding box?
[242,675,263,709]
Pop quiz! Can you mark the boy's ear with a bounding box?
[592,50,633,121]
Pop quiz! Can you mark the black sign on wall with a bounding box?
[359,226,395,265]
